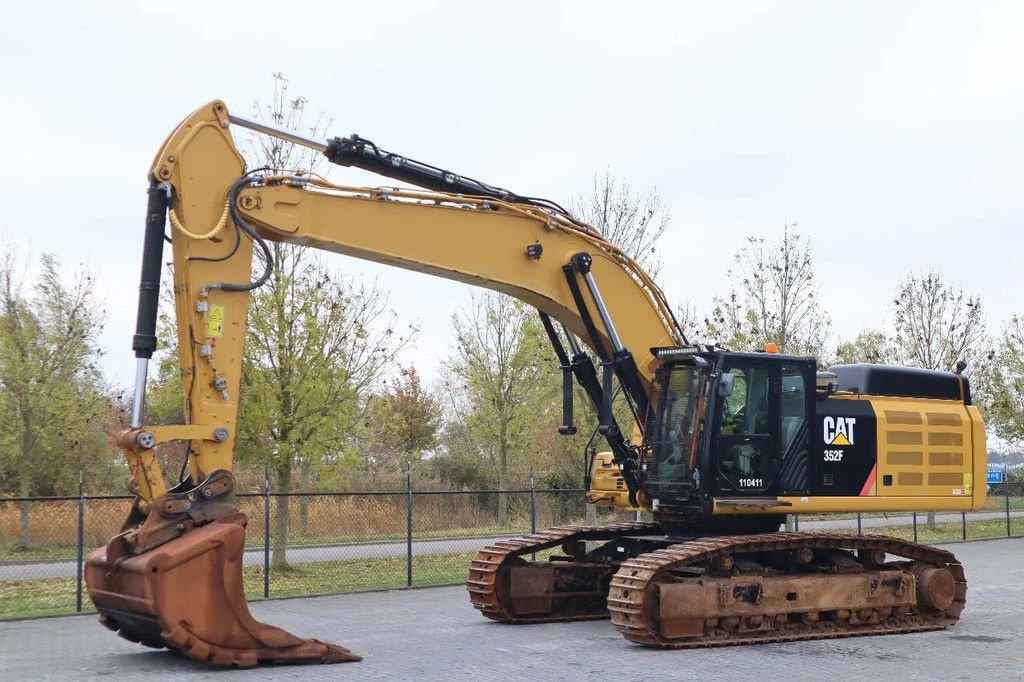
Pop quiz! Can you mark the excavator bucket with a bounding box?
[85,512,360,667]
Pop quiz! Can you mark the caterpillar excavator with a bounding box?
[86,100,987,667]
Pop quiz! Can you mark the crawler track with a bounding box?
[467,522,658,623]
[608,532,966,648]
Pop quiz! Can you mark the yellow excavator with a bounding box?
[86,100,986,667]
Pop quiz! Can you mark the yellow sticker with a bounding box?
[964,473,972,495]
[207,304,225,338]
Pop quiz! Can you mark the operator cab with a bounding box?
[642,347,815,512]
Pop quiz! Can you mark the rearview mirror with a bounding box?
[719,372,735,397]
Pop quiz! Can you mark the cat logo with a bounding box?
[823,416,856,446]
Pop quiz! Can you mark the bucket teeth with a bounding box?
[86,512,361,667]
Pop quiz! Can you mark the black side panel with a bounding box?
[829,364,964,402]
[811,399,877,496]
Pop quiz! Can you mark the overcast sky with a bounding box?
[1,1,1021,390]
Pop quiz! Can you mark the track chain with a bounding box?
[607,532,966,649]
[467,522,659,623]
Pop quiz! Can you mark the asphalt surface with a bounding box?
[0,538,1020,680]
[2,510,1019,581]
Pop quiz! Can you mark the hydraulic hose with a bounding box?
[200,172,274,295]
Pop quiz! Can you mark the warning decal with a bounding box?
[207,304,225,338]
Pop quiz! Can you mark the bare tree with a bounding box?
[244,73,331,174]
[673,297,702,342]
[892,269,985,372]
[705,223,831,357]
[570,171,670,279]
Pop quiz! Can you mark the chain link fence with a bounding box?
[1,479,1020,620]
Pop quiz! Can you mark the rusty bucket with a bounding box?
[85,512,360,667]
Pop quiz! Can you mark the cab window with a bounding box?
[781,364,807,456]
[717,365,773,477]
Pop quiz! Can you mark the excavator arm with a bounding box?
[86,100,683,667]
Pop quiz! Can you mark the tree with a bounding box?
[440,293,556,524]
[704,223,830,357]
[569,171,670,278]
[891,269,985,372]
[0,245,110,547]
[835,329,891,365]
[976,315,1023,445]
[234,74,412,565]
[360,366,440,475]
[703,285,752,350]
[243,72,330,175]
[240,245,412,565]
[673,297,702,342]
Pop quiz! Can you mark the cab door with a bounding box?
[713,359,779,496]
[711,357,813,497]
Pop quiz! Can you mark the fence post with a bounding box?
[263,465,270,600]
[406,463,413,588]
[856,513,862,535]
[1007,484,1012,538]
[794,514,799,532]
[529,475,537,536]
[530,475,537,561]
[912,512,918,543]
[961,512,966,541]
[75,469,85,612]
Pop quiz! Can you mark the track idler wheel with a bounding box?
[85,512,360,667]
[916,567,956,612]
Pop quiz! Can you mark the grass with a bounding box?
[0,575,81,620]
[243,551,476,599]
[280,523,540,547]
[0,544,86,563]
[863,518,1021,544]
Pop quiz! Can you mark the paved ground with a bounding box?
[1,538,1020,681]
[3,510,1019,581]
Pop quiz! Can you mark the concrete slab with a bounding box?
[1,538,1021,681]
